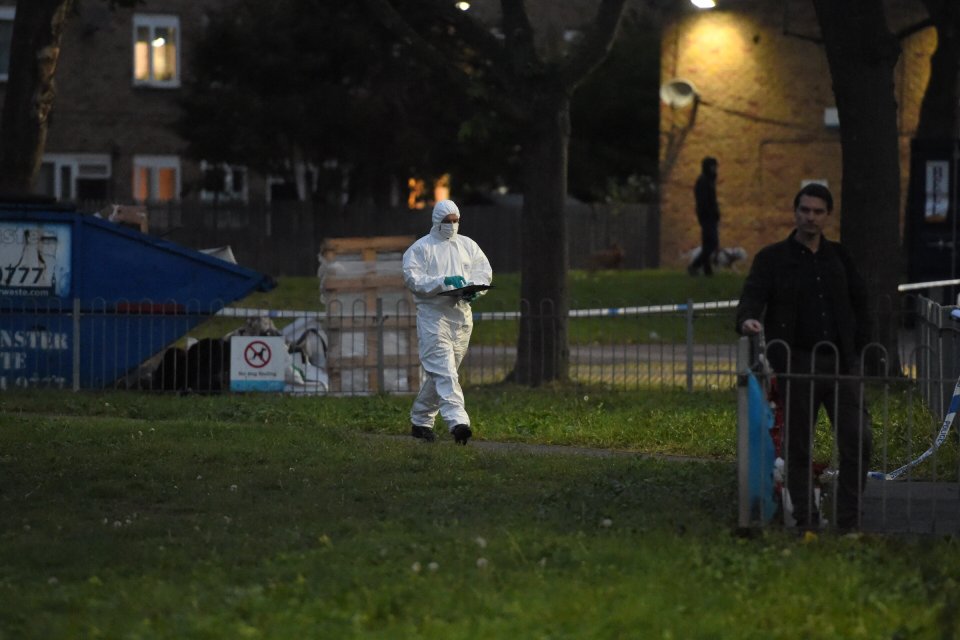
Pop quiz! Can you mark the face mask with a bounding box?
[439,222,459,239]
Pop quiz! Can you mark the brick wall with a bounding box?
[659,0,935,268]
[54,0,239,203]
[0,0,248,203]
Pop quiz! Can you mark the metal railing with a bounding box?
[736,294,960,535]
[1,295,743,394]
[3,291,952,395]
[463,299,739,389]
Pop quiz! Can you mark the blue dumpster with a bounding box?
[0,203,275,390]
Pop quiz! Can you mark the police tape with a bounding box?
[216,301,741,322]
[472,299,739,321]
[868,373,960,481]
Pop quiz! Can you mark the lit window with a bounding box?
[133,155,181,202]
[0,7,14,82]
[407,175,451,210]
[133,14,180,87]
[35,154,112,203]
[200,161,248,203]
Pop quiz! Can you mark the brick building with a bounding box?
[0,1,939,271]
[659,0,935,268]
[0,0,302,206]
[0,0,607,209]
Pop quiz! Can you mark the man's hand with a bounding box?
[463,292,479,303]
[741,319,763,335]
[443,275,467,289]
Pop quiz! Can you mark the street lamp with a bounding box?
[690,0,717,8]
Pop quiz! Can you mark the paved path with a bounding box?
[862,479,960,535]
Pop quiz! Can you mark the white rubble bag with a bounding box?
[281,317,329,393]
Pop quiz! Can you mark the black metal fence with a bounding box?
[735,295,960,535]
[1,295,742,395]
[5,293,952,396]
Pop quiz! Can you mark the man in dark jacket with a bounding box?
[736,183,872,532]
[688,156,720,276]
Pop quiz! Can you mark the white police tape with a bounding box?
[868,373,960,481]
[217,308,325,319]
[473,299,739,321]
[217,301,741,322]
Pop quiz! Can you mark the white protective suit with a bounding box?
[402,200,493,432]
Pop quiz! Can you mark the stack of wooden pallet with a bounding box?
[319,236,419,394]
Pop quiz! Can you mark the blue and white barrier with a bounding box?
[217,300,740,322]
[473,299,739,321]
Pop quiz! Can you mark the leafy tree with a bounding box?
[366,0,628,385]
[178,0,495,208]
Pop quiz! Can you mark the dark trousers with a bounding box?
[690,222,718,275]
[783,352,872,528]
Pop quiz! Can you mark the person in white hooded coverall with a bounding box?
[402,199,493,445]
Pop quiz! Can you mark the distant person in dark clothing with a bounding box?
[688,156,720,276]
[736,183,873,532]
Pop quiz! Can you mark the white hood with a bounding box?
[432,199,460,229]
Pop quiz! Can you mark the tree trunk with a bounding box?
[362,0,626,385]
[905,1,960,303]
[916,0,960,140]
[514,92,571,385]
[0,0,74,195]
[812,0,902,373]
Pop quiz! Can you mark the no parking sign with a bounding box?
[230,336,287,392]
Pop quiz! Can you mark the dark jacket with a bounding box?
[694,173,720,226]
[735,231,871,370]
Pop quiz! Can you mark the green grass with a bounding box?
[476,269,745,308]
[435,269,742,345]
[2,388,959,638]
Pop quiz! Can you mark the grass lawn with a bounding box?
[199,269,746,346]
[231,269,747,312]
[2,388,959,639]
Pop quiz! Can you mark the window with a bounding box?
[34,154,112,203]
[200,162,248,203]
[0,7,15,82]
[133,14,179,87]
[133,155,180,202]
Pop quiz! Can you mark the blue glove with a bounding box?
[463,292,479,303]
[443,275,467,289]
